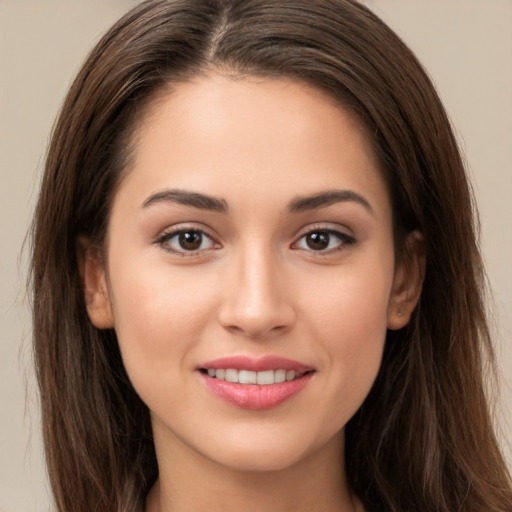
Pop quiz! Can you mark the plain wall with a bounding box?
[0,1,510,510]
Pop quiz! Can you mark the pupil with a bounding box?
[306,232,329,250]
[179,231,202,250]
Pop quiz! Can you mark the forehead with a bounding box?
[117,73,389,216]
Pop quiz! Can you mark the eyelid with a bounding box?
[153,224,221,256]
[152,222,356,257]
[291,224,357,254]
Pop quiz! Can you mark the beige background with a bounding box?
[0,1,510,510]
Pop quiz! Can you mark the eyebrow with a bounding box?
[141,188,373,215]
[141,189,228,213]
[288,189,374,215]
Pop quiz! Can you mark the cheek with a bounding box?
[106,256,218,391]
[301,259,392,418]
[305,251,393,343]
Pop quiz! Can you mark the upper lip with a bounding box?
[199,355,313,373]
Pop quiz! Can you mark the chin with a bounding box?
[199,425,342,474]
[209,446,310,473]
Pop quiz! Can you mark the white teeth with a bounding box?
[257,370,274,385]
[274,369,286,383]
[225,369,238,383]
[206,368,304,384]
[286,370,296,382]
[238,370,257,384]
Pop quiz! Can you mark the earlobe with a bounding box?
[76,236,115,329]
[387,230,425,330]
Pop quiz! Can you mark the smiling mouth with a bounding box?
[198,355,315,409]
[199,368,311,385]
[198,360,315,409]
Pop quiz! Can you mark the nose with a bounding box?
[217,245,296,340]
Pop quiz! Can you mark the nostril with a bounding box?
[221,321,292,340]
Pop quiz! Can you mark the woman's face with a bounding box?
[83,73,419,473]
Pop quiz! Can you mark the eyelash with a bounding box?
[154,225,356,257]
[292,227,356,255]
[154,226,220,257]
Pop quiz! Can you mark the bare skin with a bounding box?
[81,73,424,512]
[144,428,358,512]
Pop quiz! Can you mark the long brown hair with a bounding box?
[30,1,512,510]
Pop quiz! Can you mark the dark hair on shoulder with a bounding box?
[30,1,512,511]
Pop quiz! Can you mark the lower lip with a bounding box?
[200,372,313,410]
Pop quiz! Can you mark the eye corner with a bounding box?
[154,226,221,257]
[291,226,357,255]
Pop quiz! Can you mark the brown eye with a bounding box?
[158,229,217,254]
[305,232,330,250]
[293,228,356,254]
[178,231,203,251]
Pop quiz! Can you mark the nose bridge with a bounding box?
[218,238,295,338]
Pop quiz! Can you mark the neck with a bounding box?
[145,422,361,512]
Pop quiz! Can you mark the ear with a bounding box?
[76,236,115,329]
[387,230,425,330]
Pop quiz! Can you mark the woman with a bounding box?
[30,0,512,511]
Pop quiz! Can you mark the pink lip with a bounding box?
[199,355,312,373]
[198,355,315,410]
[200,372,313,410]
